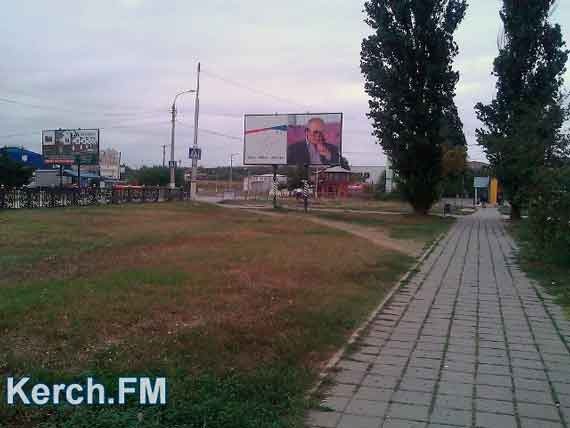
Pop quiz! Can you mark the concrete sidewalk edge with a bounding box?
[306,230,450,399]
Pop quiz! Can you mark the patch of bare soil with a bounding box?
[308,217,421,256]
[240,208,421,256]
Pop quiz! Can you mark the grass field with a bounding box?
[0,202,451,427]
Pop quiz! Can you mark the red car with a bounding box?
[347,183,365,192]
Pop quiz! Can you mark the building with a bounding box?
[1,146,45,169]
[315,166,355,198]
[349,166,386,186]
[474,175,502,205]
[243,174,288,194]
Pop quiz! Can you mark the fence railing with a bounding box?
[0,187,189,209]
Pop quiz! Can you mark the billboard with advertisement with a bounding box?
[99,148,120,179]
[244,113,342,166]
[42,129,99,165]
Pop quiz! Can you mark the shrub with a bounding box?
[529,167,570,265]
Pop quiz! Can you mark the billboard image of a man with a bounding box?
[287,116,341,165]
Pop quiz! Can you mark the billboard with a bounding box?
[244,113,342,166]
[42,129,100,165]
[474,176,490,188]
[99,148,120,179]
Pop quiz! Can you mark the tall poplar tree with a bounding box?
[361,0,468,214]
[475,0,569,220]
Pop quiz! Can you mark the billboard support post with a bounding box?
[315,168,320,199]
[77,158,81,188]
[272,164,278,209]
[59,164,63,189]
[303,164,310,213]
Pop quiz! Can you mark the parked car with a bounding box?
[347,183,365,192]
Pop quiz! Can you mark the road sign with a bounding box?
[474,177,490,188]
[169,160,177,168]
[189,147,202,160]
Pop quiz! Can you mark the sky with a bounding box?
[1,0,569,169]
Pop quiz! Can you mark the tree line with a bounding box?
[361,0,569,220]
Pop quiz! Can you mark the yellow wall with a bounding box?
[490,178,498,205]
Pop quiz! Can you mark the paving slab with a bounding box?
[307,208,570,427]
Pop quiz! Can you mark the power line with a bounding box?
[200,128,241,141]
[0,118,170,139]
[0,96,168,118]
[201,68,311,110]
[175,119,241,141]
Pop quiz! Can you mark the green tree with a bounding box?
[129,166,184,187]
[361,0,468,214]
[0,150,33,187]
[475,0,569,220]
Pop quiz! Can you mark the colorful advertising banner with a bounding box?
[42,129,100,165]
[244,113,342,166]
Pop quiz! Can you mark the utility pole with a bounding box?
[190,62,201,199]
[162,145,166,167]
[230,155,234,191]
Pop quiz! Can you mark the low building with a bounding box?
[349,166,386,186]
[315,166,355,197]
[243,174,287,194]
[1,146,45,169]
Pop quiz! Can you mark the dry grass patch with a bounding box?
[0,202,416,428]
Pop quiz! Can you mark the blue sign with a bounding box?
[474,177,490,188]
[189,147,202,160]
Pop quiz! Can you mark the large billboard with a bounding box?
[42,129,100,165]
[244,113,342,166]
[99,148,120,179]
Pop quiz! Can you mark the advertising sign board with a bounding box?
[42,129,99,165]
[244,113,342,166]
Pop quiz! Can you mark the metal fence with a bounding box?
[0,187,189,209]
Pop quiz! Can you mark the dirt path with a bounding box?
[307,217,421,256]
[240,208,421,257]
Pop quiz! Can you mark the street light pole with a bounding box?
[190,62,201,199]
[169,89,196,189]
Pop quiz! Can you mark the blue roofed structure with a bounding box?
[1,146,46,169]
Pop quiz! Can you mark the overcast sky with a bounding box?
[1,1,568,168]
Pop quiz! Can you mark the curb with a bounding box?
[306,231,447,399]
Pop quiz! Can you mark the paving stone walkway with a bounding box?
[307,208,570,428]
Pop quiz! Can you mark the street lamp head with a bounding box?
[173,89,197,107]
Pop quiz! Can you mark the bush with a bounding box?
[528,167,570,265]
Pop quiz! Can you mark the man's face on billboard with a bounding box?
[306,119,325,146]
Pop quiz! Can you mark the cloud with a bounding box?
[1,0,569,168]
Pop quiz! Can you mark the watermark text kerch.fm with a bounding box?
[4,377,167,406]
